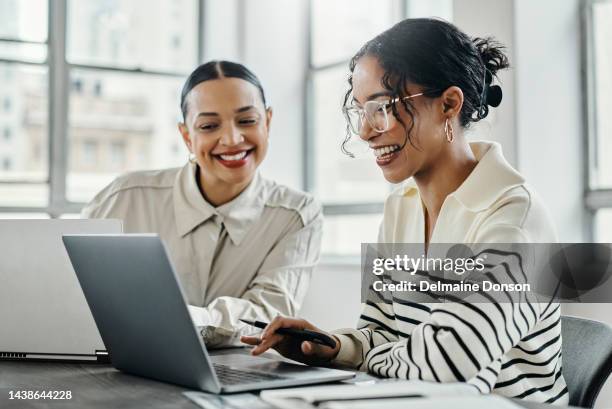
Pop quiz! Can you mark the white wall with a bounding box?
[454,0,587,243]
[453,0,518,166]
[203,0,242,61]
[514,0,587,243]
[513,1,612,404]
[299,264,362,331]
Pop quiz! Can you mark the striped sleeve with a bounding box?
[362,294,539,390]
[331,296,402,368]
[333,242,545,393]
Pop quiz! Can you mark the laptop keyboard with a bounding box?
[213,363,286,385]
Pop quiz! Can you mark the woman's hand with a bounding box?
[240,316,340,366]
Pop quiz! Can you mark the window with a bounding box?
[0,0,202,216]
[0,0,48,45]
[309,0,397,68]
[65,0,197,203]
[66,70,185,202]
[110,141,126,168]
[72,79,83,93]
[307,0,453,257]
[0,213,49,219]
[66,1,198,72]
[595,209,612,242]
[0,0,49,209]
[81,140,98,167]
[172,34,182,50]
[93,80,102,96]
[2,157,12,171]
[585,0,612,240]
[307,0,401,259]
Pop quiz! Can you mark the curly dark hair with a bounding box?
[341,18,509,156]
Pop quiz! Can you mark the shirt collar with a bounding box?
[400,141,524,212]
[173,162,268,245]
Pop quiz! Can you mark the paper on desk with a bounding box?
[320,395,524,409]
[183,391,275,409]
[260,380,478,409]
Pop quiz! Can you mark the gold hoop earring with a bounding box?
[188,152,197,163]
[444,118,455,143]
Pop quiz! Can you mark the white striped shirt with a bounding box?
[332,142,568,405]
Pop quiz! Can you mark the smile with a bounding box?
[219,151,248,161]
[372,144,400,158]
[213,148,254,168]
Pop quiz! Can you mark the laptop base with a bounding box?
[0,350,110,363]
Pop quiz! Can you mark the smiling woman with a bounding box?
[81,61,323,347]
[177,62,272,206]
[241,19,567,405]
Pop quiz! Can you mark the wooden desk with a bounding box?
[1,360,194,409]
[0,357,578,409]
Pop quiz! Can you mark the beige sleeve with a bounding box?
[202,200,324,347]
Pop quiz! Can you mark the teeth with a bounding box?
[373,145,400,158]
[219,151,248,161]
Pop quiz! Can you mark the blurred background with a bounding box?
[1,0,611,402]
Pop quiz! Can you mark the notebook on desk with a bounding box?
[259,380,479,409]
[0,219,122,362]
[313,395,524,409]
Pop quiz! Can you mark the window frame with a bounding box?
[0,0,205,217]
[304,1,412,263]
[303,0,408,218]
[583,0,612,241]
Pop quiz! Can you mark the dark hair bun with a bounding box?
[487,85,503,107]
[472,37,509,118]
[472,37,510,78]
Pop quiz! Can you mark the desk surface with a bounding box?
[0,353,578,409]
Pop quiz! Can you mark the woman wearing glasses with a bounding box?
[83,61,322,347]
[242,19,567,404]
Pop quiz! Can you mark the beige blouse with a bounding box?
[82,162,322,347]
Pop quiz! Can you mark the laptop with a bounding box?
[62,234,355,393]
[0,219,122,361]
